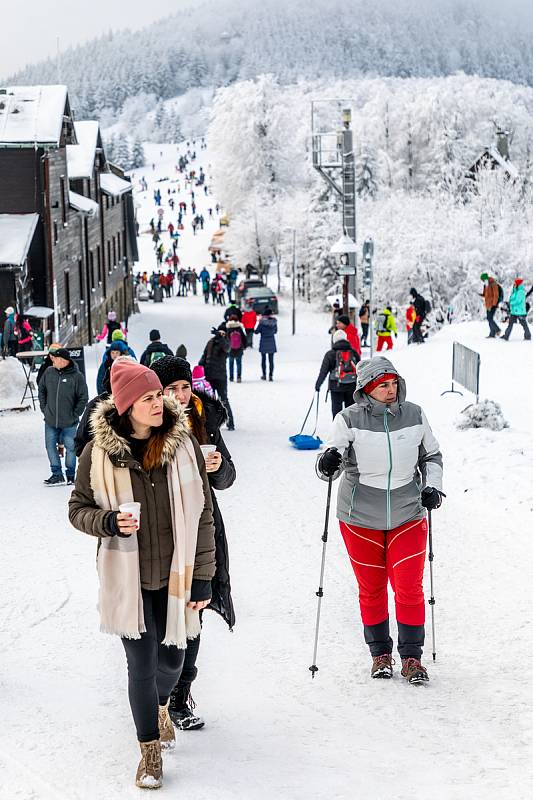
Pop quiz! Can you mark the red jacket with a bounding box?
[241,310,257,330]
[344,323,361,356]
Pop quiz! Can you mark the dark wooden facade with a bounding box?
[0,86,138,346]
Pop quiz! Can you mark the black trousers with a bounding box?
[209,378,234,427]
[122,587,185,742]
[486,307,501,337]
[330,387,355,418]
[361,322,369,345]
[504,315,531,340]
[364,617,424,660]
[261,352,274,378]
[412,319,425,343]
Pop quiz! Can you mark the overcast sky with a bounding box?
[0,0,195,77]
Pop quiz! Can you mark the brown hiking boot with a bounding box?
[136,740,162,789]
[371,653,395,679]
[158,700,176,750]
[401,657,429,685]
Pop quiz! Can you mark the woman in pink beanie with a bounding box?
[69,359,215,789]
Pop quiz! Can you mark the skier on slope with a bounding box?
[150,356,236,731]
[316,356,444,684]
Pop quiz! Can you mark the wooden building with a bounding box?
[0,85,138,346]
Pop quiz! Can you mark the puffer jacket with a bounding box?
[255,317,277,353]
[319,357,443,530]
[68,397,216,593]
[509,284,527,316]
[376,308,397,337]
[38,361,88,429]
[199,333,230,380]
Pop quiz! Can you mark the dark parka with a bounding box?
[194,390,236,628]
[255,317,277,353]
[140,341,174,367]
[68,397,216,596]
[315,340,360,393]
[199,332,230,381]
[38,361,89,429]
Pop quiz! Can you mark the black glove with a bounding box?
[314,382,321,393]
[319,448,342,477]
[421,487,444,510]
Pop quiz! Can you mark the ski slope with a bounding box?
[0,142,531,800]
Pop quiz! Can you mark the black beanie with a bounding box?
[149,329,161,342]
[150,355,192,387]
[337,314,350,326]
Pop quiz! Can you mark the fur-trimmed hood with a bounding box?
[89,395,191,465]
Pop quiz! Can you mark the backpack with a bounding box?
[335,350,358,384]
[149,350,167,366]
[497,284,504,304]
[229,329,242,350]
[376,312,388,334]
[424,298,432,315]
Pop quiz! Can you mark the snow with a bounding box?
[0,356,27,410]
[99,172,132,197]
[487,145,520,180]
[66,121,99,179]
[68,190,99,216]
[0,213,39,265]
[0,85,68,145]
[0,142,531,799]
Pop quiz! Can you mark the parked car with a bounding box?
[136,283,150,302]
[242,286,278,315]
[236,277,264,305]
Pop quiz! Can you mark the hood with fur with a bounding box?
[89,395,191,465]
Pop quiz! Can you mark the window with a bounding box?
[60,177,67,225]
[105,195,109,211]
[64,270,71,315]
[53,222,58,245]
[78,258,84,302]
[97,245,102,283]
[112,236,117,268]
[107,240,112,274]
[89,251,95,290]
[117,234,121,263]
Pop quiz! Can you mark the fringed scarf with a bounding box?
[90,435,205,647]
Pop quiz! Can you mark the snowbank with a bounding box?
[0,356,29,410]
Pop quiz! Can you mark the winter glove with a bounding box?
[421,487,444,510]
[318,447,342,477]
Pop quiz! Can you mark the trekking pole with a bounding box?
[309,475,334,678]
[428,510,437,662]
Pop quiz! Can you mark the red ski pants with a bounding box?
[376,335,393,351]
[339,518,427,626]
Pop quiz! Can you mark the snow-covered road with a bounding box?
[0,143,531,799]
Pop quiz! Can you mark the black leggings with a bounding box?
[261,352,274,378]
[122,587,185,742]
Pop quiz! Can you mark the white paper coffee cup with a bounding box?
[119,501,141,526]
[200,444,217,460]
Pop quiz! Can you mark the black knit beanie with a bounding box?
[150,355,192,387]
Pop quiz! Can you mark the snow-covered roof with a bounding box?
[0,85,69,146]
[0,214,39,265]
[100,172,132,197]
[67,121,99,179]
[69,190,99,216]
[487,145,519,179]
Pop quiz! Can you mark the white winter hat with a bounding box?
[4,306,14,315]
[332,329,348,344]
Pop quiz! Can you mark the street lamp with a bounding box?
[330,232,357,315]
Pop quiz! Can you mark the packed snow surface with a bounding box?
[0,142,531,799]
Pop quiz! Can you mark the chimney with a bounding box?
[496,128,510,161]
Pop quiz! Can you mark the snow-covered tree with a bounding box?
[130,137,145,169]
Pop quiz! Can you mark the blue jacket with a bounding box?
[255,317,278,354]
[509,284,527,316]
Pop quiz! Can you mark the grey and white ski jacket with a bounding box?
[319,357,443,530]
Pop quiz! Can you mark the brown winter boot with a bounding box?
[135,739,162,789]
[371,653,395,679]
[401,657,429,685]
[158,700,176,750]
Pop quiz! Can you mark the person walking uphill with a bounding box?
[335,314,361,357]
[502,279,531,341]
[150,356,236,730]
[140,330,174,367]
[38,348,88,486]
[316,356,444,684]
[255,308,277,381]
[315,329,360,418]
[480,273,502,338]
[375,306,397,351]
[199,328,235,430]
[68,360,215,789]
[409,288,428,344]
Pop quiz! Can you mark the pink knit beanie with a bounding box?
[111,360,162,414]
